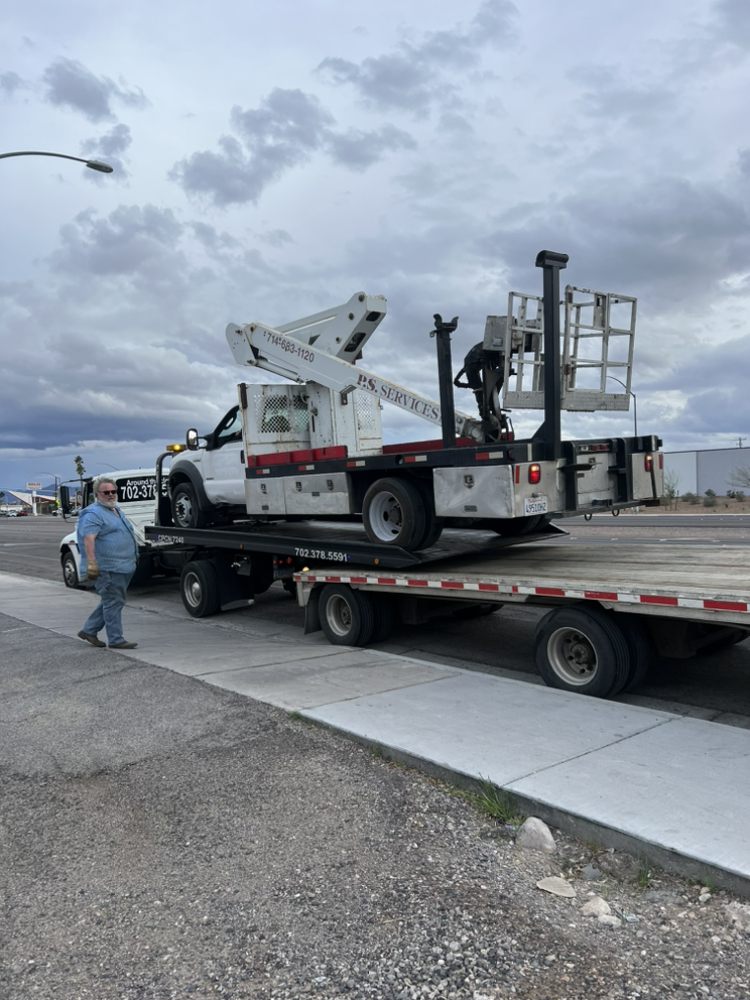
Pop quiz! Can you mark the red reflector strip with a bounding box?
[297,464,315,471]
[314,445,347,461]
[404,455,427,463]
[440,581,464,590]
[535,587,566,597]
[346,460,366,468]
[350,576,368,584]
[704,599,749,612]
[326,576,341,584]
[377,577,396,586]
[584,591,619,601]
[514,466,521,484]
[478,582,500,592]
[407,579,429,587]
[639,594,679,606]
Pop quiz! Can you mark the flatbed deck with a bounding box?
[297,542,750,627]
[145,520,565,570]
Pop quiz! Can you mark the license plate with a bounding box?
[524,496,548,516]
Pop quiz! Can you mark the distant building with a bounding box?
[0,489,55,513]
[664,447,750,496]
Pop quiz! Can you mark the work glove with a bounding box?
[86,561,100,581]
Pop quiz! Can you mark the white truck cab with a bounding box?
[60,469,164,588]
[167,405,248,528]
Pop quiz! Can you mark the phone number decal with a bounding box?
[293,547,350,562]
[262,330,315,365]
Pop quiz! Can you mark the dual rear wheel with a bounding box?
[534,607,652,697]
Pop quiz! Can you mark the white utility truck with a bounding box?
[142,251,748,697]
[166,251,663,548]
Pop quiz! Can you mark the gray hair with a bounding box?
[93,476,117,496]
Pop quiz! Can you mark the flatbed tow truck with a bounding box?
[144,251,749,697]
[145,515,750,699]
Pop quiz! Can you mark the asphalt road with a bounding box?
[2,514,749,723]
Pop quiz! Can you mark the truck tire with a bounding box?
[534,606,630,698]
[61,551,80,589]
[619,617,654,692]
[362,478,426,550]
[319,584,376,646]
[172,482,208,530]
[370,595,397,642]
[414,481,444,549]
[180,560,221,618]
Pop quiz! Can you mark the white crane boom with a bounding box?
[225,297,482,440]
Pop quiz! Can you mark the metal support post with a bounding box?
[533,250,569,459]
[431,313,459,448]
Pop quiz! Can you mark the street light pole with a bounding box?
[38,472,61,512]
[607,375,638,437]
[0,150,113,172]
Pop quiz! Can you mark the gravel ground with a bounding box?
[1,616,749,1000]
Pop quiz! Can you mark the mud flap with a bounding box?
[304,588,321,633]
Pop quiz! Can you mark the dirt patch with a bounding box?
[657,495,750,515]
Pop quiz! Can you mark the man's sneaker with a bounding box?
[109,640,138,649]
[78,630,106,648]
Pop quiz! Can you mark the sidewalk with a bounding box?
[2,570,748,895]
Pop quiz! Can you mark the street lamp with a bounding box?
[607,375,638,437]
[38,472,61,512]
[0,150,113,172]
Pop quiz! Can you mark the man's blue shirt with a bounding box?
[77,502,138,575]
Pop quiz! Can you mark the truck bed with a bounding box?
[297,542,750,627]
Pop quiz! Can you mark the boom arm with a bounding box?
[225,307,482,440]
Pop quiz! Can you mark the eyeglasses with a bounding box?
[99,490,117,496]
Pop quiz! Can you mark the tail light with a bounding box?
[528,463,542,485]
[644,454,653,472]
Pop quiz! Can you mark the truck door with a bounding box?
[201,406,246,505]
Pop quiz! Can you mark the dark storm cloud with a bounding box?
[644,334,750,444]
[0,71,26,96]
[230,88,334,151]
[326,124,416,169]
[43,58,148,122]
[51,204,185,281]
[713,0,750,44]
[317,0,517,113]
[477,176,750,306]
[572,65,675,124]
[171,89,333,206]
[171,88,416,206]
[82,123,133,178]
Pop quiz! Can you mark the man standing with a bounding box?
[77,476,139,650]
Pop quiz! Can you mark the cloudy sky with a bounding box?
[2,0,750,491]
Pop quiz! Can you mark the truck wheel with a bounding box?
[319,584,376,646]
[619,617,654,692]
[61,551,80,589]
[414,481,444,549]
[180,560,221,618]
[534,606,630,698]
[370,596,397,642]
[363,478,426,550]
[172,483,208,529]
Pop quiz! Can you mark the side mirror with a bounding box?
[186,428,201,451]
[59,485,73,514]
